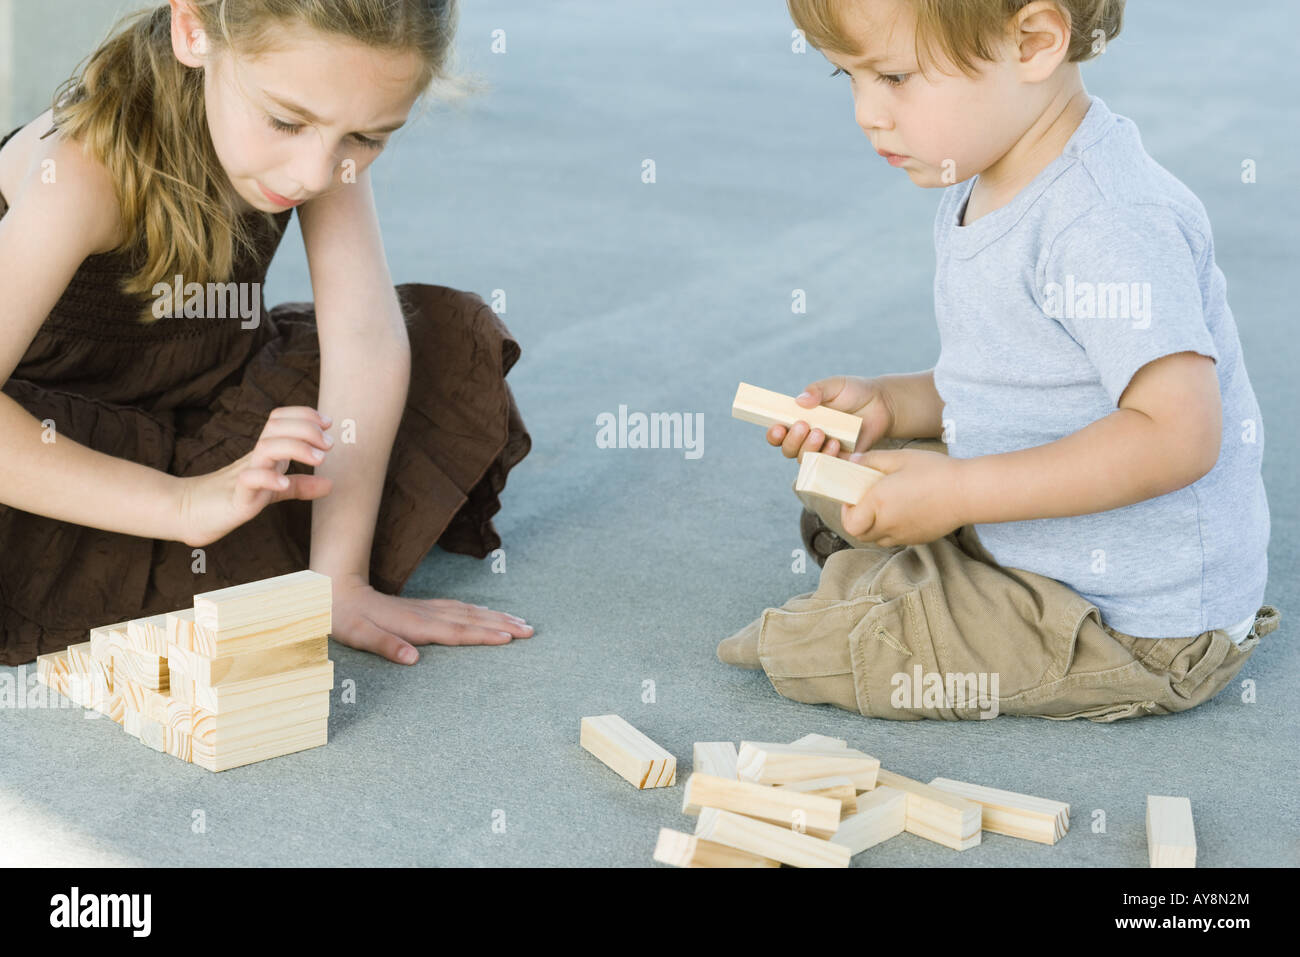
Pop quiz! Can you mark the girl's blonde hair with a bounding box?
[788,0,1124,74]
[50,0,461,323]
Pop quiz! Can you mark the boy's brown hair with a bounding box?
[788,0,1124,75]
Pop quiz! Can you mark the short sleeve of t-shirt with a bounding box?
[1038,203,1220,406]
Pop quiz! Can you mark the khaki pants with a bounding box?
[741,438,1279,721]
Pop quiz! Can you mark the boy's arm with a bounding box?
[878,369,947,439]
[956,351,1221,524]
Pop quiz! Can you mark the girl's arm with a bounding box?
[0,134,184,539]
[296,166,411,587]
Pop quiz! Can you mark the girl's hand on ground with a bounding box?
[175,406,334,547]
[329,573,535,664]
[841,449,967,546]
[766,375,897,461]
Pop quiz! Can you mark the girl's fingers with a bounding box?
[261,415,333,450]
[766,424,788,446]
[269,406,332,429]
[781,420,810,458]
[249,436,329,473]
[340,614,420,664]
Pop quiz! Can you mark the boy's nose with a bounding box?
[853,91,893,134]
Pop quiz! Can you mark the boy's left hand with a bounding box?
[840,449,967,546]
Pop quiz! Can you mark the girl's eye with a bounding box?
[268,116,385,151]
[877,73,909,87]
[829,67,847,78]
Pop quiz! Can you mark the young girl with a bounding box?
[0,0,534,667]
[718,0,1280,720]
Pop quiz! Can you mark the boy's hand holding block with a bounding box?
[795,451,886,506]
[732,383,863,449]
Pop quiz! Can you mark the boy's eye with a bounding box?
[877,73,909,87]
[267,115,385,151]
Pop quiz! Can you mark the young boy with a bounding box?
[716,0,1279,720]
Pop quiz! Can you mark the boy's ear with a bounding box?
[1012,0,1072,81]
[168,0,209,68]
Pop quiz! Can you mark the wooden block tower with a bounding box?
[36,570,334,772]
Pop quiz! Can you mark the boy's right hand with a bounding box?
[173,406,335,548]
[766,376,896,461]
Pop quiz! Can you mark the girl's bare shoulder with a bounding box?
[0,109,127,254]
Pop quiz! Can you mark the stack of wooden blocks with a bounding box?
[578,716,1073,867]
[36,570,335,772]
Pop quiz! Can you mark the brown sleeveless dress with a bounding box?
[0,122,531,666]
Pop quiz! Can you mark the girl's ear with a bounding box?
[168,0,209,68]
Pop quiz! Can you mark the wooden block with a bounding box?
[695,807,850,868]
[795,451,885,506]
[789,733,849,750]
[139,717,165,752]
[126,612,171,655]
[580,714,676,789]
[190,660,334,714]
[692,742,738,780]
[108,630,169,692]
[732,383,863,449]
[778,776,859,816]
[929,777,1070,845]
[830,786,907,855]
[1146,795,1196,868]
[122,704,143,740]
[189,691,331,748]
[165,648,196,705]
[653,828,780,868]
[192,569,332,657]
[165,609,196,652]
[164,725,193,763]
[192,716,328,772]
[89,621,131,662]
[681,772,842,837]
[737,741,880,789]
[35,651,71,701]
[173,635,328,687]
[102,689,125,726]
[875,769,981,851]
[116,677,170,725]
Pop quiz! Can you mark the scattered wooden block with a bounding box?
[653,828,780,868]
[692,742,738,780]
[795,451,885,507]
[681,772,842,837]
[580,714,676,789]
[875,769,981,851]
[789,733,848,750]
[732,383,863,449]
[695,807,850,868]
[192,570,332,657]
[778,776,859,816]
[929,777,1070,845]
[737,741,880,789]
[1147,795,1196,868]
[830,785,908,855]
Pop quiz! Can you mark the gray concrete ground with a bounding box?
[1,1,1297,866]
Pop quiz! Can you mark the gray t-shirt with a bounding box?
[932,94,1268,639]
